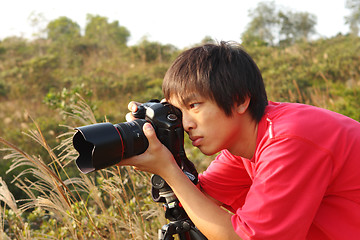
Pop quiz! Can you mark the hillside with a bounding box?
[0,34,359,238]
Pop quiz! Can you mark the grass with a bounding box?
[0,96,165,239]
[1,82,359,239]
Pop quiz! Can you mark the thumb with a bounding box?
[143,122,156,139]
[142,122,163,150]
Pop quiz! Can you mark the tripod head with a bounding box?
[151,174,207,240]
[150,147,207,240]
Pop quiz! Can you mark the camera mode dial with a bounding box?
[167,114,178,122]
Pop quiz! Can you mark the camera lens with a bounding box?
[115,119,149,159]
[73,119,149,173]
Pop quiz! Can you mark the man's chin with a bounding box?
[198,146,219,156]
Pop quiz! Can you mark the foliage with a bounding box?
[129,37,179,63]
[345,0,360,36]
[46,17,81,44]
[242,1,317,46]
[242,1,278,46]
[0,11,360,239]
[84,14,130,49]
[0,98,165,239]
[278,11,317,45]
[242,35,360,122]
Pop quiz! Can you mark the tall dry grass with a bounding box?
[0,95,165,239]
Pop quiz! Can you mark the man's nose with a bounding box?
[182,112,196,132]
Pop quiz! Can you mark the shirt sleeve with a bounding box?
[199,150,252,211]
[232,137,333,240]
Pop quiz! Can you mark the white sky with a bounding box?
[0,0,350,48]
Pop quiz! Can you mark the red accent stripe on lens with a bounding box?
[114,126,124,160]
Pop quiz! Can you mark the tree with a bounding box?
[84,14,130,47]
[291,12,317,41]
[345,0,360,36]
[279,11,317,44]
[200,36,217,45]
[28,11,47,39]
[130,37,177,63]
[242,1,317,46]
[241,1,278,46]
[46,17,81,43]
[278,10,294,43]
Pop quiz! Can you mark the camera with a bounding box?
[72,100,186,174]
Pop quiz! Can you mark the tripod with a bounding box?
[151,174,208,240]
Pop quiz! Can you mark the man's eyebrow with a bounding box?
[181,93,199,105]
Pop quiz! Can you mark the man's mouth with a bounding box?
[190,136,203,147]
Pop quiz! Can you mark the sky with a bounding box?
[0,0,350,49]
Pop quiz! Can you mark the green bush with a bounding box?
[1,30,359,238]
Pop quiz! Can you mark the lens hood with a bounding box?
[73,123,123,173]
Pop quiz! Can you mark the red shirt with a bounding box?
[199,102,360,239]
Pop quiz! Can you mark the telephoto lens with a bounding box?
[73,100,184,174]
[73,119,149,174]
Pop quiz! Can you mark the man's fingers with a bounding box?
[128,101,140,112]
[125,112,135,122]
[126,101,142,122]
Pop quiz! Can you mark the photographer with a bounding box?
[119,41,360,240]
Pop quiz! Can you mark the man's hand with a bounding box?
[118,101,179,178]
[125,101,141,122]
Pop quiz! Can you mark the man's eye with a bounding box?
[189,103,199,109]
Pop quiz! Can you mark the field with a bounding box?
[1,34,360,239]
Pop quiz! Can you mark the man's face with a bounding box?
[168,95,247,156]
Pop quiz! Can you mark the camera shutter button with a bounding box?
[167,114,177,121]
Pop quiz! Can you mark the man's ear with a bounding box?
[236,97,250,114]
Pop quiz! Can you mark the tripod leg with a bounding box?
[158,226,175,240]
[188,228,208,240]
[158,224,207,240]
[178,232,191,240]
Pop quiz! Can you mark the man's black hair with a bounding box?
[163,41,268,122]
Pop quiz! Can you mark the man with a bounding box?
[120,41,360,239]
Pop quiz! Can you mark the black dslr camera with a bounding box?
[72,100,197,182]
[72,100,205,239]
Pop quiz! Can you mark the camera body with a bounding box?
[131,100,186,165]
[73,100,185,174]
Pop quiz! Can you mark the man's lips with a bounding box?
[190,136,203,147]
